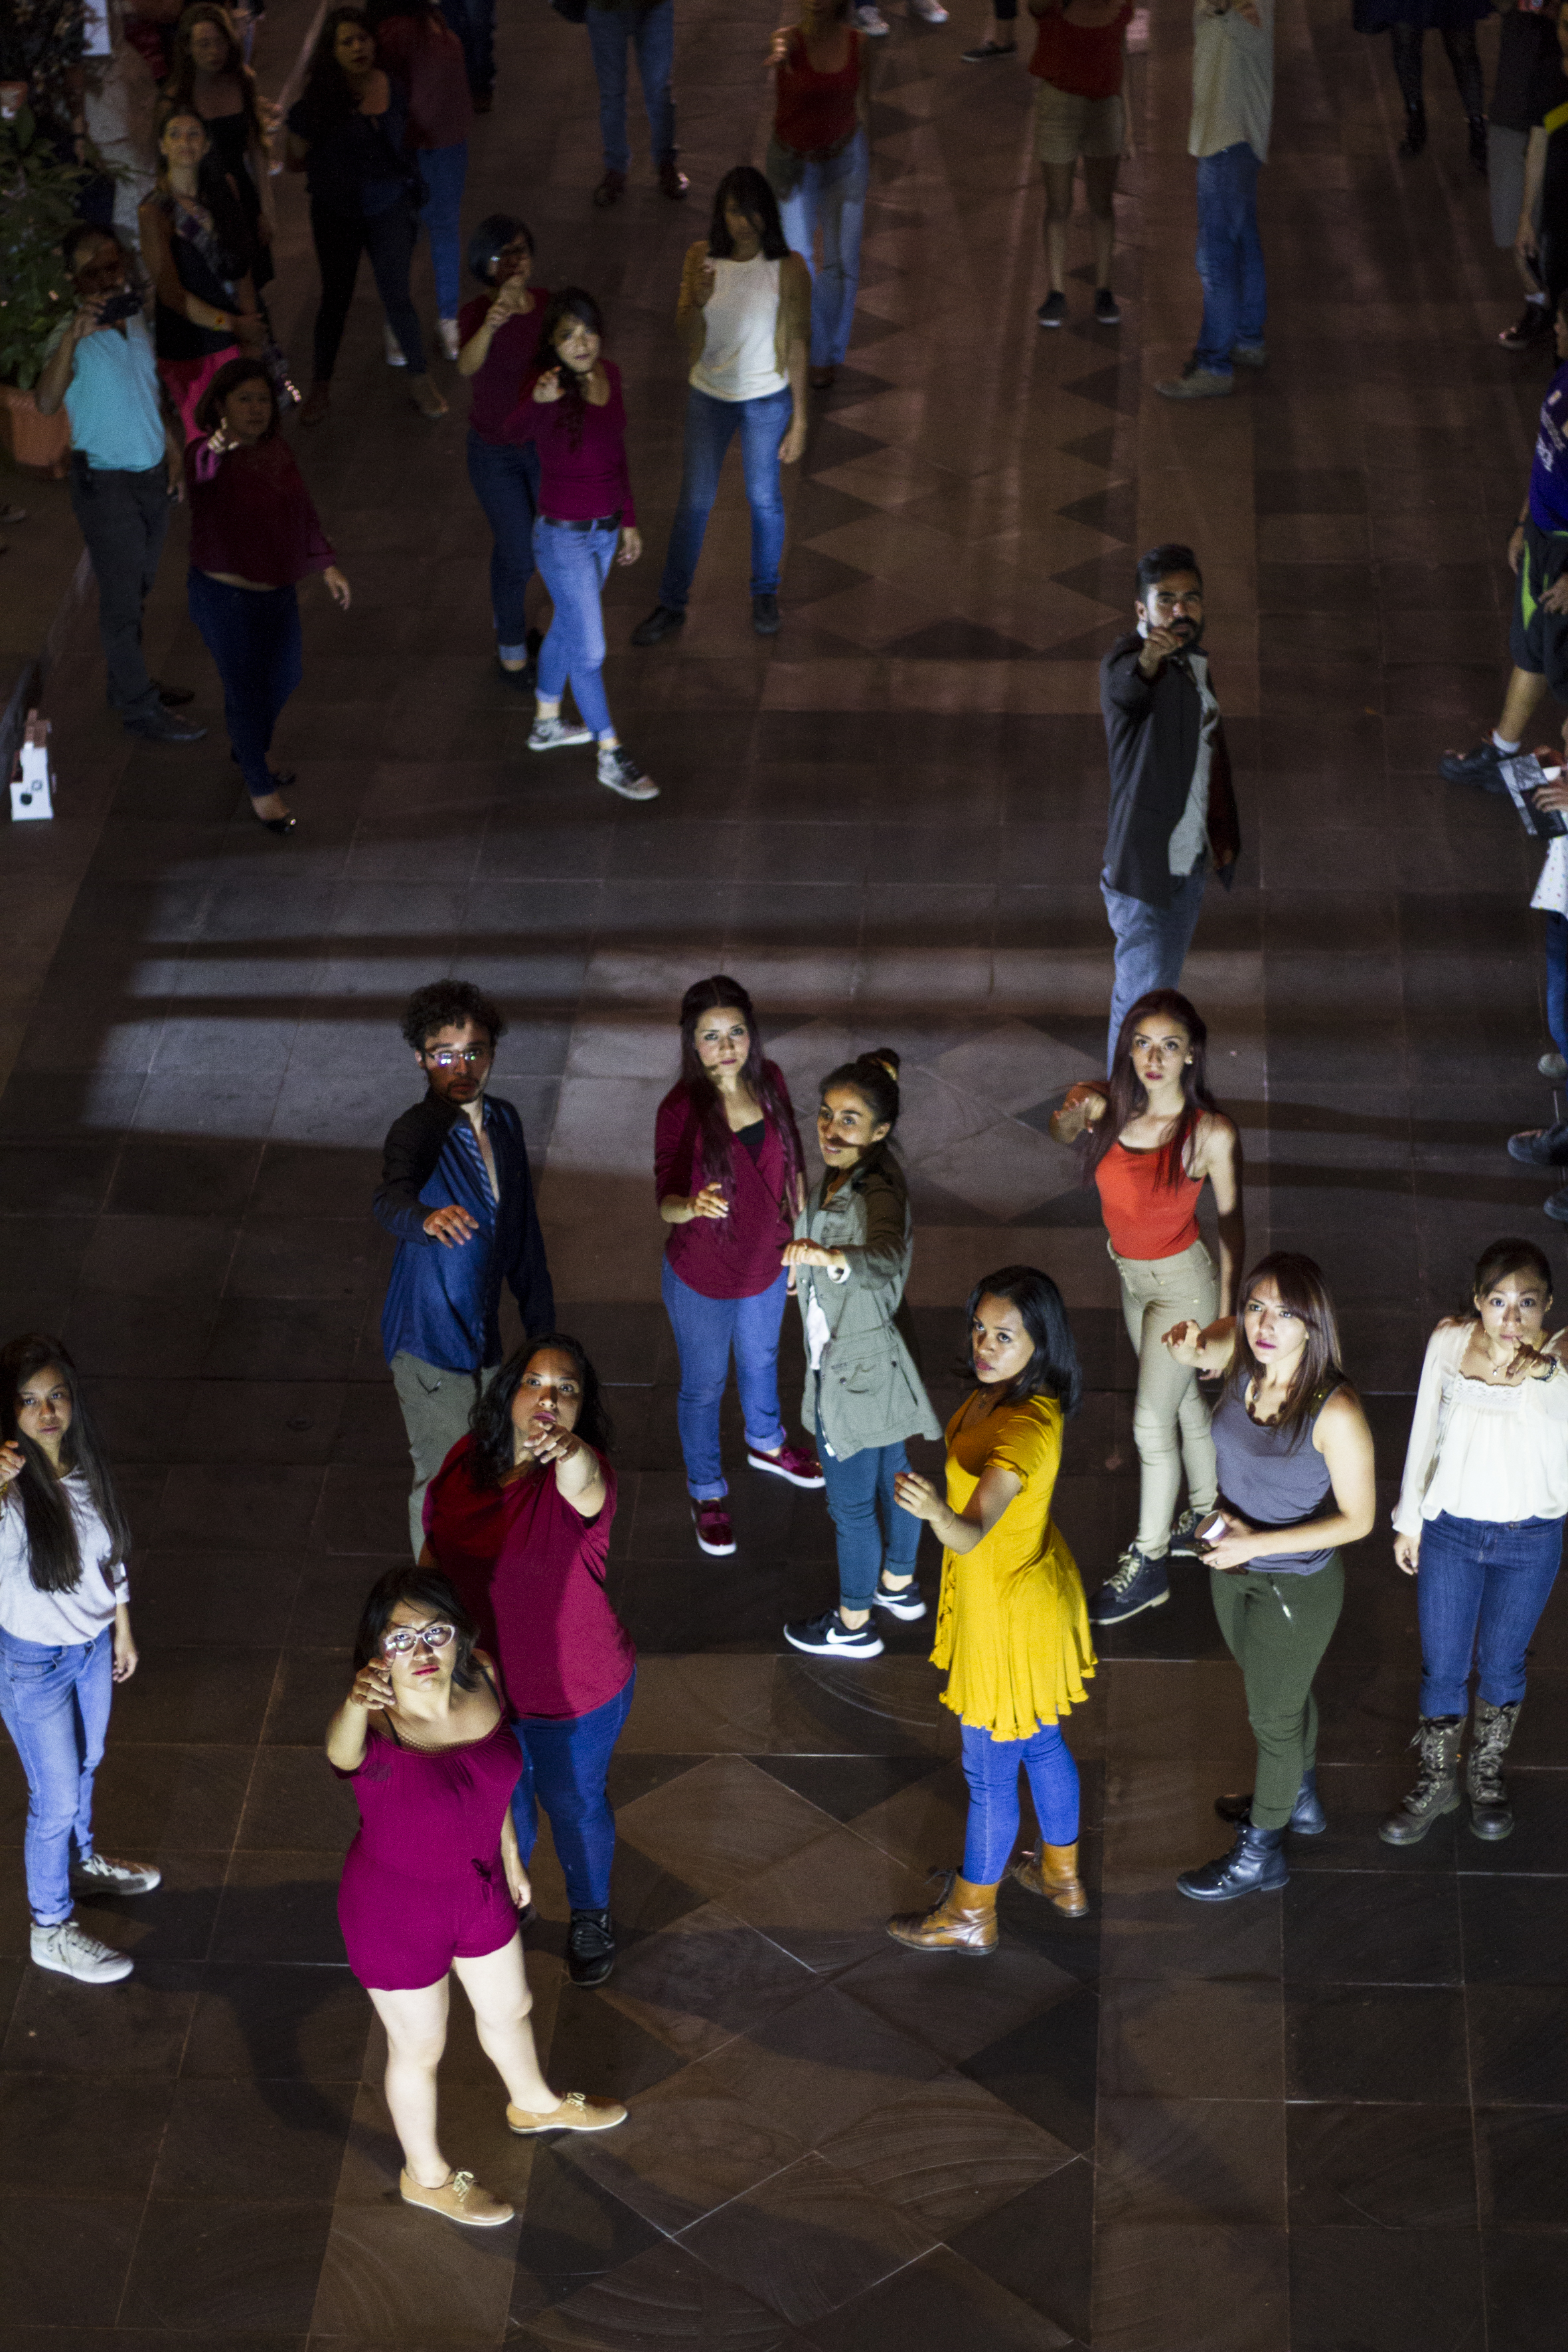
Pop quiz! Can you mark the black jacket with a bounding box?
[1099,633,1241,909]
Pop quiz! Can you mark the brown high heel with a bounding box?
[1008,1841,1088,1919]
[886,1869,998,1955]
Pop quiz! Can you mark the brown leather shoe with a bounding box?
[400,2168,513,2227]
[1009,1841,1088,1918]
[507,2090,626,2135]
[887,1870,998,1954]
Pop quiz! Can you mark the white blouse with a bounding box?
[1393,1320,1568,1538]
[0,1472,128,1644]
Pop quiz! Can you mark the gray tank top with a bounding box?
[1211,1379,1340,1575]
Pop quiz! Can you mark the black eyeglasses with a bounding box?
[423,1048,490,1069]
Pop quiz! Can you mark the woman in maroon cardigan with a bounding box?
[655,974,823,1556]
[186,356,350,835]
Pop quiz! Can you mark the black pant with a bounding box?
[308,196,425,382]
[67,459,170,722]
[1389,22,1483,121]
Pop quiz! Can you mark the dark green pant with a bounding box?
[1209,1554,1345,1830]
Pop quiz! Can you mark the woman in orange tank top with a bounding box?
[1050,989,1243,1624]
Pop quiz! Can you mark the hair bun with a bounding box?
[866,1048,900,1078]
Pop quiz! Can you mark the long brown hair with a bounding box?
[1224,1252,1351,1442]
[166,5,266,144]
[0,1335,131,1595]
[676,975,803,1192]
[1081,988,1223,1192]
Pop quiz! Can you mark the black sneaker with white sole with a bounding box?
[1088,1545,1170,1626]
[872,1577,925,1621]
[783,1608,884,1658]
[1438,740,1510,795]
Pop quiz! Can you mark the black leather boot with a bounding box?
[1215,1765,1326,1836]
[567,1907,616,1987]
[1178,1823,1288,1903]
[1399,101,1427,158]
[1466,1699,1522,1840]
[1379,1715,1463,1845]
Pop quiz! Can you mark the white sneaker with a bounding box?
[854,5,890,32]
[31,1919,133,1985]
[597,744,660,800]
[71,1851,162,1897]
[437,317,460,362]
[909,0,948,19]
[384,321,407,368]
[528,715,593,751]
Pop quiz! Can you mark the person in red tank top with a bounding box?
[1027,0,1133,329]
[764,0,874,390]
[1050,990,1243,1623]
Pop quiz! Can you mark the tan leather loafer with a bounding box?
[507,2090,627,2135]
[400,2169,513,2226]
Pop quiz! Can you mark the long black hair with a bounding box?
[297,5,375,131]
[0,1335,131,1595]
[817,1048,903,1196]
[1081,989,1223,1193]
[708,166,790,261]
[1472,1236,1554,1307]
[676,975,803,1194]
[1225,1251,1352,1442]
[352,1565,481,1691]
[468,1334,615,1488]
[534,287,605,451]
[963,1267,1083,1419]
[166,5,266,144]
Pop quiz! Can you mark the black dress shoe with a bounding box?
[125,708,206,744]
[567,1907,615,1987]
[631,603,686,647]
[1178,1823,1288,1902]
[752,592,781,636]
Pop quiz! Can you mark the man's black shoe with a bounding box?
[125,707,207,744]
[752,593,781,636]
[631,604,685,647]
[567,1907,615,1987]
[155,680,195,707]
[1438,740,1510,795]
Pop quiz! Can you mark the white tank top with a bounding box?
[689,254,787,403]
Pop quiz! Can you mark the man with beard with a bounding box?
[374,980,554,1554]
[1097,545,1242,1070]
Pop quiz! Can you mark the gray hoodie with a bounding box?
[793,1157,942,1461]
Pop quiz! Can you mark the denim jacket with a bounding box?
[793,1158,941,1460]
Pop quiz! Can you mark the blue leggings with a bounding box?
[960,1717,1079,1883]
[509,1670,635,1911]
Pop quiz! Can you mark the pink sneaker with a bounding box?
[692,1500,736,1556]
[747,1441,824,1490]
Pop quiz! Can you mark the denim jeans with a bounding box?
[1415,1511,1564,1719]
[466,430,541,655]
[533,517,620,738]
[657,385,793,610]
[777,128,870,368]
[510,1670,635,1911]
[586,0,676,174]
[418,140,469,319]
[1101,865,1208,1073]
[1193,141,1265,377]
[187,571,302,798]
[819,1437,919,1609]
[960,1717,1080,1882]
[1546,911,1568,1066]
[0,1625,115,1926]
[439,0,495,97]
[661,1259,789,1500]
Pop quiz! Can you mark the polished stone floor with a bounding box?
[1,2,1566,2347]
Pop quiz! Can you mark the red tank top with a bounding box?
[775,26,862,153]
[1095,1138,1202,1261]
[1028,1,1131,100]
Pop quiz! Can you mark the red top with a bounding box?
[341,1707,522,1879]
[374,12,473,149]
[1028,1,1131,99]
[655,1066,801,1300]
[1094,1138,1202,1262]
[459,287,554,444]
[774,25,862,153]
[186,435,336,586]
[424,1437,634,1721]
[501,358,637,526]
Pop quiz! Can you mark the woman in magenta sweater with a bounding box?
[457,215,551,690]
[655,974,823,1557]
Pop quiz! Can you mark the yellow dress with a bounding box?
[929,1392,1097,1741]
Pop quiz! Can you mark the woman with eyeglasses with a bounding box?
[327,1563,625,2231]
[457,214,552,692]
[420,1336,635,1992]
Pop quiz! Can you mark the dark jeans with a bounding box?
[439,0,495,98]
[510,1670,636,1910]
[1546,911,1568,1066]
[1193,141,1265,376]
[1416,1511,1563,1719]
[960,1719,1080,1882]
[586,0,676,174]
[68,458,169,722]
[1388,21,1483,119]
[819,1438,919,1609]
[309,196,425,382]
[187,570,303,797]
[465,428,540,655]
[1210,1553,1345,1831]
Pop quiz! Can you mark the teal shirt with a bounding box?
[56,312,165,473]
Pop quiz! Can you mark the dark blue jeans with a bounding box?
[658,385,792,609]
[1545,910,1568,1065]
[960,1718,1080,1883]
[1193,141,1266,376]
[1417,1510,1563,1717]
[820,1437,919,1609]
[187,570,303,797]
[586,0,676,174]
[417,140,469,319]
[510,1670,635,1910]
[465,429,540,657]
[439,0,495,98]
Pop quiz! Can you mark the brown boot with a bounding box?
[887,1870,998,1955]
[1008,1841,1088,1919]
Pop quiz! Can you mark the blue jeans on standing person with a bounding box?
[1193,141,1265,377]
[0,1626,115,1926]
[466,430,541,658]
[418,141,469,320]
[776,128,870,368]
[661,1259,789,1500]
[1415,1511,1563,1719]
[1545,911,1568,1067]
[533,517,620,738]
[187,570,303,798]
[510,1671,636,1911]
[586,0,677,175]
[960,1717,1080,1883]
[657,385,793,611]
[1101,865,1208,1071]
[820,1439,918,1610]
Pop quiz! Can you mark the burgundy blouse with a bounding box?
[187,434,335,586]
[655,1063,802,1300]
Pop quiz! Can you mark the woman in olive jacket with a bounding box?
[781,1050,941,1660]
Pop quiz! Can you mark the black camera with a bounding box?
[96,288,141,325]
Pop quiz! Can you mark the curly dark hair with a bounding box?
[194,356,280,440]
[400,980,505,1055]
[469,1335,614,1487]
[352,1565,481,1690]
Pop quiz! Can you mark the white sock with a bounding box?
[1529,291,1548,307]
[1494,730,1522,754]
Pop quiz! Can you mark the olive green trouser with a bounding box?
[1209,1552,1345,1830]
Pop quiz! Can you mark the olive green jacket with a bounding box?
[793,1159,941,1460]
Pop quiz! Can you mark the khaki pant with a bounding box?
[390,1352,497,1559]
[1109,1237,1218,1555]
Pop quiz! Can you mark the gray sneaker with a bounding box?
[1231,341,1267,368]
[31,1919,133,1985]
[528,715,593,751]
[1156,363,1233,401]
[597,745,659,801]
[71,1851,162,1897]
[1508,1123,1568,1168]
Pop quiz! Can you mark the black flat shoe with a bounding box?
[496,655,534,693]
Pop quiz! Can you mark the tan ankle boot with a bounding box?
[1009,1841,1088,1918]
[887,1871,998,1954]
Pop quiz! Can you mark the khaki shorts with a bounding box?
[1033,80,1124,167]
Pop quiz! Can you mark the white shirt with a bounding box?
[1531,835,1568,918]
[1166,649,1220,877]
[1190,0,1274,163]
[1393,1320,1568,1538]
[0,1471,128,1644]
[690,255,788,403]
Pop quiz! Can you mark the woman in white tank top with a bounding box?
[629,167,810,647]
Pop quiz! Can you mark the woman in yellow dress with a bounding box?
[890,1264,1097,1954]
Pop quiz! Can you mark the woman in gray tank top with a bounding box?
[1162,1253,1377,1901]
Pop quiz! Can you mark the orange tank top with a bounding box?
[1094,1138,1202,1261]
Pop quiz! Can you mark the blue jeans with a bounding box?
[418,141,469,320]
[1101,865,1208,1073]
[1193,141,1266,377]
[661,1259,789,1500]
[1416,1511,1563,1718]
[510,1670,635,1911]
[777,129,870,368]
[960,1718,1080,1883]
[587,0,676,175]
[0,1626,115,1926]
[657,385,793,610]
[1546,911,1568,1065]
[439,0,494,97]
[466,430,540,655]
[534,518,620,738]
[820,1437,919,1609]
[187,570,302,798]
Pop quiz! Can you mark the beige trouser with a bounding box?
[1109,1237,1219,1555]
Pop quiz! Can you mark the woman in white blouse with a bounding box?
[1383,1239,1568,1847]
[0,1335,159,1987]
